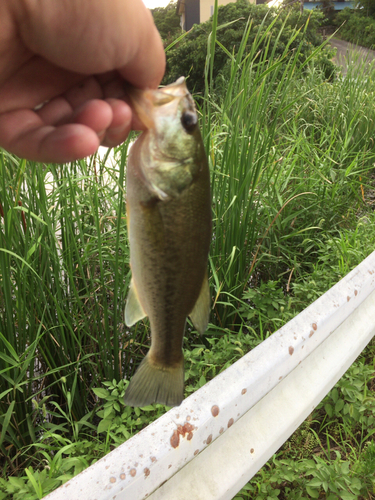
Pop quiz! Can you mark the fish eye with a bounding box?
[181,111,197,132]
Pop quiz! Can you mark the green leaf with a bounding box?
[331,388,339,403]
[340,492,356,500]
[0,400,15,449]
[324,403,333,417]
[92,388,110,399]
[0,248,41,278]
[335,399,345,413]
[140,405,155,411]
[8,476,27,489]
[306,486,320,498]
[103,406,114,419]
[307,478,322,488]
[0,333,20,362]
[25,468,42,499]
[97,419,112,434]
[349,478,362,491]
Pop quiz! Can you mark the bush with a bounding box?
[164,0,331,97]
[151,1,181,46]
[335,8,375,48]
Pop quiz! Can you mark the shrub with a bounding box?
[164,0,331,97]
[335,8,375,48]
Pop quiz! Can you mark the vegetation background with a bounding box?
[1,1,375,498]
[162,0,336,95]
[333,0,375,49]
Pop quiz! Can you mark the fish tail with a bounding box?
[124,354,184,408]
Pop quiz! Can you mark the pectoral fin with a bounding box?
[125,279,147,327]
[189,273,210,335]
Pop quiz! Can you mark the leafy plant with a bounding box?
[151,1,181,46]
[93,379,166,444]
[336,8,375,48]
[165,1,330,96]
[1,4,375,497]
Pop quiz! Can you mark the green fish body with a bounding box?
[124,77,211,407]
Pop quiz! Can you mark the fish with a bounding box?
[123,77,211,408]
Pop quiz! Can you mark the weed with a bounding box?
[1,5,375,498]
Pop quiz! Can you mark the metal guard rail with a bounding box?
[45,250,375,500]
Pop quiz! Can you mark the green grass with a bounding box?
[1,8,375,500]
[0,146,138,471]
[206,25,375,326]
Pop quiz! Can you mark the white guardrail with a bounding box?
[45,251,375,500]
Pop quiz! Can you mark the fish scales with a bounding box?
[124,77,211,407]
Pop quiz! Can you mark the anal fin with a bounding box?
[125,279,147,327]
[189,272,210,335]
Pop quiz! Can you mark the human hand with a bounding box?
[0,0,165,163]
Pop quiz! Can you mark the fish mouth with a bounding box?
[126,77,189,130]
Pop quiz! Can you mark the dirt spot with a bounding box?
[120,474,126,480]
[312,323,317,330]
[228,418,234,428]
[170,422,195,448]
[347,296,351,302]
[309,330,314,337]
[250,448,254,454]
[194,449,199,456]
[144,468,150,478]
[211,405,219,417]
[150,457,157,463]
[130,469,136,477]
[289,346,294,355]
[206,434,213,445]
[110,477,116,484]
[241,388,247,395]
[354,289,358,296]
[170,431,179,449]
[279,376,282,380]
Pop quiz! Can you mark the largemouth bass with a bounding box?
[124,77,211,408]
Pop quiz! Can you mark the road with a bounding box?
[329,38,375,76]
